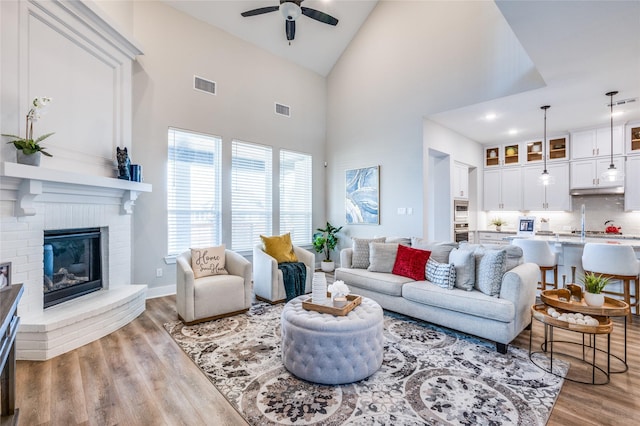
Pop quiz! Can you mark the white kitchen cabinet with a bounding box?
[625,156,640,211]
[453,162,469,199]
[522,163,571,211]
[483,168,522,211]
[571,126,623,159]
[570,157,625,189]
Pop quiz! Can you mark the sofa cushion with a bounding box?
[460,242,523,272]
[260,233,298,263]
[384,236,411,246]
[352,237,386,269]
[425,258,456,289]
[402,281,515,323]
[448,248,475,291]
[392,245,431,281]
[190,245,228,279]
[475,249,507,296]
[334,268,412,297]
[410,238,458,263]
[368,242,399,273]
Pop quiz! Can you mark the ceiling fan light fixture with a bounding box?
[601,91,624,183]
[281,2,301,21]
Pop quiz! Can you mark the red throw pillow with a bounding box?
[392,245,431,280]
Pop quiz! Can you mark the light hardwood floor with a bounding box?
[15,296,639,426]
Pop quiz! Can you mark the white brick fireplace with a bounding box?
[1,1,148,360]
[0,163,151,360]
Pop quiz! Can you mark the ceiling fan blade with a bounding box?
[241,6,280,17]
[285,19,296,41]
[301,7,338,26]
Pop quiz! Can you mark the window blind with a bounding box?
[167,128,222,256]
[231,140,272,251]
[280,150,312,246]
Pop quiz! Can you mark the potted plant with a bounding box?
[313,221,343,272]
[2,96,54,166]
[491,218,506,232]
[580,272,611,307]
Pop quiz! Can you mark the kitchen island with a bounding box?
[495,232,640,295]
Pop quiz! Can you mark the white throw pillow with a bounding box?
[425,258,457,289]
[368,242,399,273]
[474,249,506,296]
[191,245,228,279]
[449,248,475,291]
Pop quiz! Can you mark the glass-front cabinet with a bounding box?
[525,136,568,163]
[629,124,640,154]
[485,146,500,167]
[484,143,520,167]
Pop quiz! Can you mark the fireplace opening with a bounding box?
[43,228,102,308]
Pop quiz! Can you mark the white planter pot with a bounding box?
[583,292,605,307]
[321,261,335,272]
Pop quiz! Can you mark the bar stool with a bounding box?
[512,239,558,290]
[582,243,640,322]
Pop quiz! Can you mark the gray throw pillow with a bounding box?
[410,238,458,263]
[475,249,507,296]
[449,248,475,291]
[368,242,399,273]
[351,237,386,269]
[425,258,456,289]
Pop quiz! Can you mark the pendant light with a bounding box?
[538,105,554,185]
[601,91,624,182]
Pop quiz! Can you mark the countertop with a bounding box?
[495,233,640,248]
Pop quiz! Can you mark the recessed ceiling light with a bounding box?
[612,110,624,117]
[508,129,518,135]
[485,113,497,121]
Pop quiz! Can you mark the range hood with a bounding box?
[570,186,624,196]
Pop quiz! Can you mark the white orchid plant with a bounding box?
[328,280,350,298]
[3,96,54,156]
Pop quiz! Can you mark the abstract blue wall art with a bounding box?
[346,166,379,224]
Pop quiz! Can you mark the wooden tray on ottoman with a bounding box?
[531,304,613,334]
[302,294,362,316]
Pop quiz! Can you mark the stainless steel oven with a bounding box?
[454,200,469,242]
[454,222,469,243]
[454,200,469,222]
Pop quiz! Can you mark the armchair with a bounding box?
[253,244,314,303]
[176,249,252,325]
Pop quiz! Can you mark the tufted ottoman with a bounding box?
[281,295,384,385]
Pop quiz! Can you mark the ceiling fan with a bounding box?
[241,0,339,42]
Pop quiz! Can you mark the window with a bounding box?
[231,140,272,251]
[280,150,312,246]
[167,128,221,256]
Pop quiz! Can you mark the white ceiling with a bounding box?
[162,0,640,145]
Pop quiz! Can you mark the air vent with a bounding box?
[194,75,216,95]
[275,102,291,117]
[608,97,637,107]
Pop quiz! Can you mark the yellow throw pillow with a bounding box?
[190,245,229,279]
[260,233,298,263]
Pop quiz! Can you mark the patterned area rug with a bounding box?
[164,302,566,425]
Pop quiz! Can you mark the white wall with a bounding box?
[126,1,327,293]
[325,0,540,251]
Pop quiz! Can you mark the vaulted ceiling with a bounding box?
[162,0,640,145]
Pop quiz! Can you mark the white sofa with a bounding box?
[335,241,539,353]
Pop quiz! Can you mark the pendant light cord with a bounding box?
[541,105,550,173]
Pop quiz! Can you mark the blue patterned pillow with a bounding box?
[475,249,506,296]
[425,258,457,289]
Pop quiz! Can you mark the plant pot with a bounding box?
[17,150,41,166]
[321,261,335,272]
[495,225,502,232]
[583,291,605,307]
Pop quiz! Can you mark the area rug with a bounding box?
[164,303,566,425]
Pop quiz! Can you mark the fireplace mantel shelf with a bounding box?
[1,162,152,216]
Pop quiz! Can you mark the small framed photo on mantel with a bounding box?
[0,261,11,290]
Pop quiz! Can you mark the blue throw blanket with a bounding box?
[278,262,307,301]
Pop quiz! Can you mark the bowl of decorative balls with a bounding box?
[533,305,612,333]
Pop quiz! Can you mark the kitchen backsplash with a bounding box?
[484,195,640,236]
